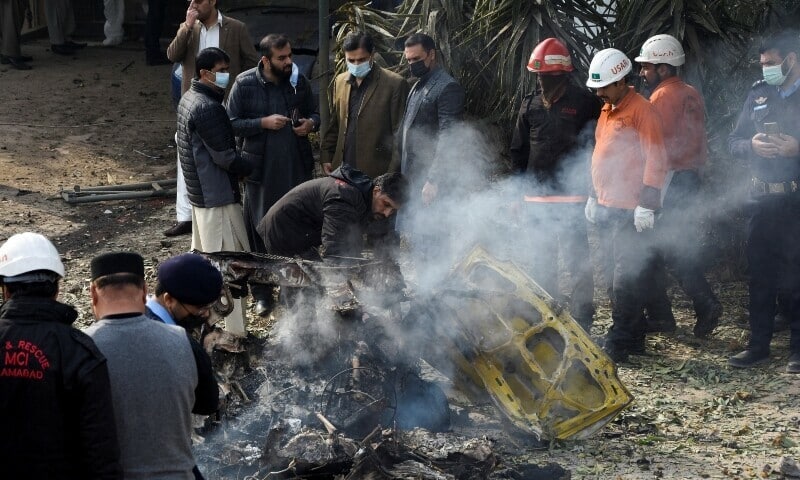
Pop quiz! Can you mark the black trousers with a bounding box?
[144,0,167,56]
[522,202,594,328]
[746,193,800,353]
[597,207,657,349]
[645,170,719,320]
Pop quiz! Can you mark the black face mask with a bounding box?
[176,314,207,331]
[538,74,567,95]
[409,59,430,78]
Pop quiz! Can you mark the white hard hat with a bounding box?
[586,48,632,88]
[634,34,685,66]
[0,232,65,281]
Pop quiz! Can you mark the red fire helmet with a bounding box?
[527,38,574,74]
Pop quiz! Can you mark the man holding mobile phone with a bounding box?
[729,31,800,372]
[227,34,319,318]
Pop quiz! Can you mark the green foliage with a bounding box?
[331,0,790,136]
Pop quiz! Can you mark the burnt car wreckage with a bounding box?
[192,246,632,479]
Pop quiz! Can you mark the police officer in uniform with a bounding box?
[728,31,800,371]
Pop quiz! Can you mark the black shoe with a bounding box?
[146,52,171,66]
[644,318,677,334]
[0,54,32,63]
[0,55,31,70]
[629,338,646,355]
[603,342,629,363]
[788,353,800,374]
[728,349,769,369]
[694,302,722,338]
[163,221,192,237]
[64,40,87,49]
[51,44,76,55]
[775,312,790,332]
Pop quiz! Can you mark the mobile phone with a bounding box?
[764,122,780,135]
[290,108,302,128]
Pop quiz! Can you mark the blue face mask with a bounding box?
[763,56,793,86]
[213,71,230,89]
[346,60,372,79]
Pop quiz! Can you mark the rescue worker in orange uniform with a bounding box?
[510,38,602,330]
[584,48,668,362]
[635,34,723,338]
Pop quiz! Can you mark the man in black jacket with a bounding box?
[395,33,464,206]
[227,33,319,316]
[728,31,800,371]
[0,232,121,479]
[177,46,253,336]
[510,38,602,331]
[258,165,408,260]
[145,253,220,480]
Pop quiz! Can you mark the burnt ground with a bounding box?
[2,39,800,480]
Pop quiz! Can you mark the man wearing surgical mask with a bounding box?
[729,31,800,371]
[176,47,254,337]
[322,32,409,179]
[396,33,464,206]
[395,33,465,266]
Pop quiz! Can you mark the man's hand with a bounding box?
[770,133,800,157]
[292,118,314,137]
[752,133,780,158]
[322,163,333,175]
[633,206,655,232]
[185,7,198,28]
[422,181,438,205]
[261,114,291,130]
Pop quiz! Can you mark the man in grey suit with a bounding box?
[394,33,464,260]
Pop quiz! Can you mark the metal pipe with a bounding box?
[62,188,178,204]
[67,179,177,192]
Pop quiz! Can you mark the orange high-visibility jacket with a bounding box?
[649,77,708,171]
[591,87,667,210]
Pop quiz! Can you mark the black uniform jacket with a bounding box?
[0,297,122,479]
[729,79,800,182]
[510,82,602,196]
[144,306,219,415]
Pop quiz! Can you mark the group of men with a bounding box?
[513,30,800,372]
[511,34,719,363]
[132,6,800,374]
[0,232,223,478]
[173,26,462,331]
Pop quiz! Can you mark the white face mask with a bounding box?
[213,71,230,89]
[346,60,372,78]
[763,55,793,86]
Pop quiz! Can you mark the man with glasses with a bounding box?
[145,253,220,479]
[146,252,223,332]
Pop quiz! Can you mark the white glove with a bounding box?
[584,197,598,224]
[633,206,655,232]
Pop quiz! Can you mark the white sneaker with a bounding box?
[102,37,123,47]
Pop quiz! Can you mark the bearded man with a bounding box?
[227,33,320,316]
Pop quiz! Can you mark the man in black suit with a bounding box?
[394,33,464,206]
